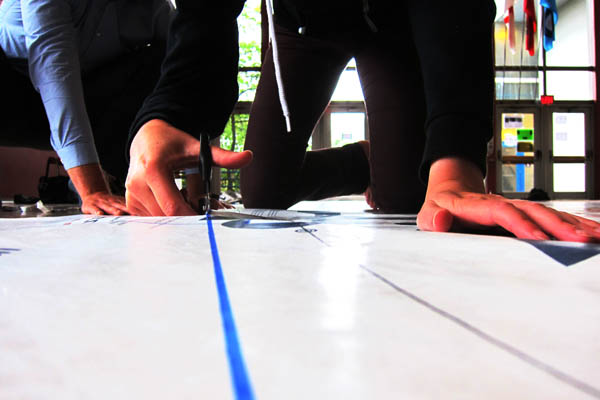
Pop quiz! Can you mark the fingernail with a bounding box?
[533,230,549,240]
[575,229,592,237]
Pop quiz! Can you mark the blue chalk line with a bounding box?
[206,213,256,400]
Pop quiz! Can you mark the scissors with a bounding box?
[199,132,213,215]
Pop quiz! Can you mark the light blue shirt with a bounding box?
[0,0,99,170]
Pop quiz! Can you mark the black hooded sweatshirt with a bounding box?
[128,0,496,182]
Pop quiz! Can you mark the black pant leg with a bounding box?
[355,29,427,213]
[404,0,496,181]
[241,26,356,209]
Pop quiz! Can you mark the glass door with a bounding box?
[311,102,368,150]
[544,106,594,199]
[495,104,594,199]
[496,108,542,198]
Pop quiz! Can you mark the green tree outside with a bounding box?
[220,0,261,192]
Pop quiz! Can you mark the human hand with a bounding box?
[183,191,235,212]
[80,192,129,215]
[417,158,600,242]
[126,119,252,216]
[181,173,234,212]
[66,163,129,215]
[364,186,376,209]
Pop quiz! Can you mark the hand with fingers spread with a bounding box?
[417,157,600,243]
[67,163,129,216]
[125,119,252,216]
[80,192,129,216]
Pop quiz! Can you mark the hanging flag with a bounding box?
[540,0,558,51]
[524,0,537,56]
[504,0,516,53]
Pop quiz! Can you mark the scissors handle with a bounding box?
[199,133,213,214]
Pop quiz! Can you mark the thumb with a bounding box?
[212,147,253,169]
[417,200,454,232]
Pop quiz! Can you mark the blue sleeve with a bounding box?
[21,0,99,170]
[0,0,28,58]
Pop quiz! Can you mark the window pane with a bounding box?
[500,111,535,193]
[494,0,595,102]
[494,22,540,67]
[494,0,594,67]
[545,71,595,100]
[553,113,585,157]
[220,114,249,192]
[495,71,540,100]
[554,164,585,192]
[502,164,534,193]
[331,62,364,101]
[501,113,535,156]
[238,0,261,67]
[545,0,594,67]
[331,113,365,147]
[237,0,261,102]
[238,70,260,101]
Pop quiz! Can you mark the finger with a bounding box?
[135,189,164,216]
[557,211,600,237]
[565,213,600,229]
[512,202,599,242]
[97,197,129,215]
[210,198,221,210]
[211,199,234,210]
[108,196,129,211]
[212,147,253,169]
[364,187,376,210]
[111,202,130,215]
[146,166,196,216]
[126,173,166,216]
[96,202,127,216]
[417,200,454,232]
[557,210,585,225]
[433,209,454,232]
[511,201,582,241]
[81,203,104,216]
[435,195,550,240]
[125,188,153,216]
[476,201,549,240]
[127,199,149,217]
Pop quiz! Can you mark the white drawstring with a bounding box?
[265,0,292,132]
[362,0,378,32]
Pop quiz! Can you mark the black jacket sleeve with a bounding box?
[407,0,496,182]
[128,0,245,153]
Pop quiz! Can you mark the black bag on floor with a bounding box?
[38,158,79,204]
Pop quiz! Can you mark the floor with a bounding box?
[0,199,599,399]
